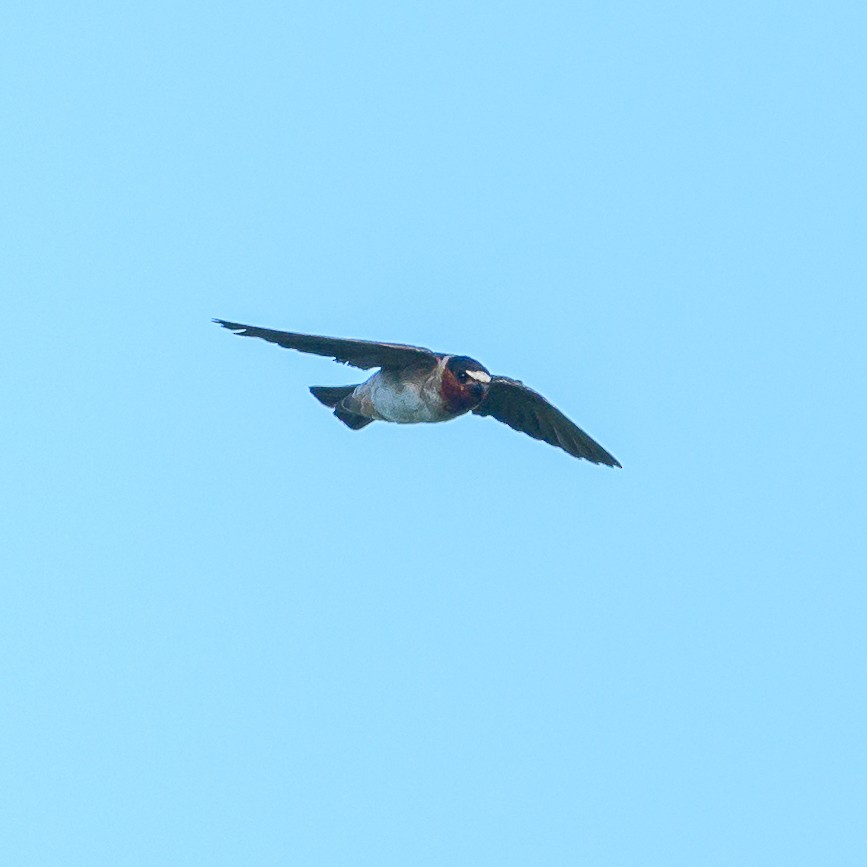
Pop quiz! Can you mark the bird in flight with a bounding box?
[214,319,621,467]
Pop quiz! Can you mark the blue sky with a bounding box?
[2,1,866,864]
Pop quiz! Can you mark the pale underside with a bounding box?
[353,365,458,424]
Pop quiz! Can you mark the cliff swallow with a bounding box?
[214,319,621,467]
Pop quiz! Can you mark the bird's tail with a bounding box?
[309,384,360,408]
[310,384,374,431]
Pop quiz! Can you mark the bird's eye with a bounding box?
[457,371,469,382]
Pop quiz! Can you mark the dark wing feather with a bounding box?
[214,319,437,370]
[473,376,621,467]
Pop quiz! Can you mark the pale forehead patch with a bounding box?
[466,369,491,383]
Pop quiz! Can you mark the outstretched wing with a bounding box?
[214,319,438,370]
[473,376,621,467]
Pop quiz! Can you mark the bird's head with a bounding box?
[440,355,491,414]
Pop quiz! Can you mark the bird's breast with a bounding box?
[365,368,454,424]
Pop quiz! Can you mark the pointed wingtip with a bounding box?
[595,449,622,468]
[213,318,245,333]
[586,449,621,468]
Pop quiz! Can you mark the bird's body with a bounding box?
[361,364,454,424]
[214,319,621,467]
